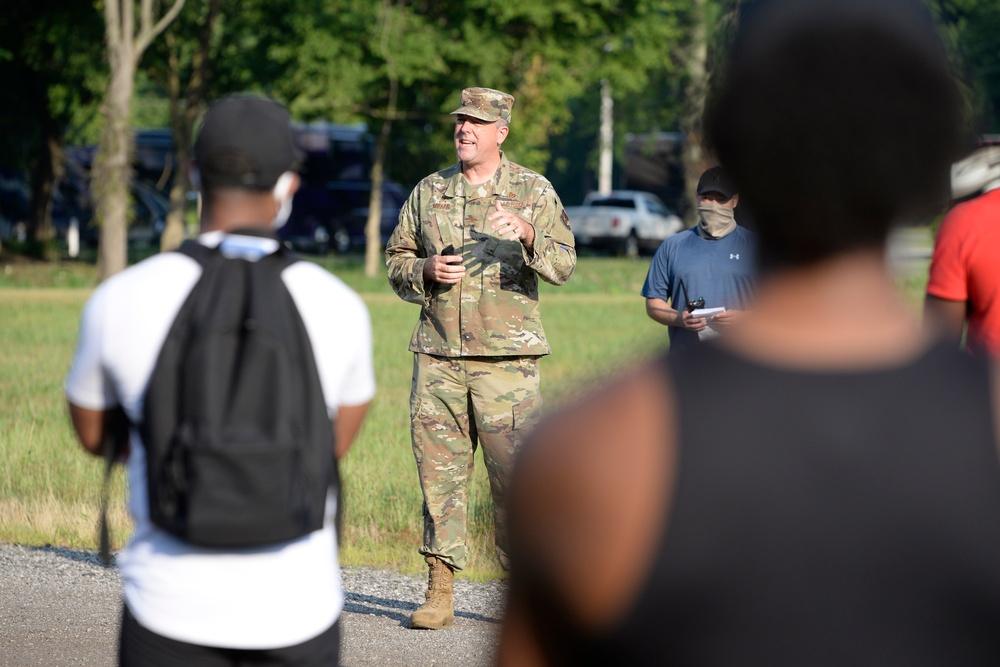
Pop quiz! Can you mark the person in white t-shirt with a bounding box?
[65,94,375,666]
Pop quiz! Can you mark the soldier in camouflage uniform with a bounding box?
[385,87,576,629]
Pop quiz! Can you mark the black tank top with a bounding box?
[530,342,1000,665]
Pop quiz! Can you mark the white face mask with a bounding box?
[271,172,296,230]
[697,201,737,239]
[189,167,295,230]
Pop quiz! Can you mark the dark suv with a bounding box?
[282,180,406,255]
[279,122,407,254]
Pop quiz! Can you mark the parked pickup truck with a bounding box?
[566,190,684,257]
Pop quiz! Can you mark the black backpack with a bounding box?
[100,236,337,560]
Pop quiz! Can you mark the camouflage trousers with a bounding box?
[410,353,542,571]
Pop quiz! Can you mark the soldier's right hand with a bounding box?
[423,254,466,284]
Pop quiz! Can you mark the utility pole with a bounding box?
[599,78,613,195]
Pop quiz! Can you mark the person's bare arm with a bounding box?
[645,297,706,331]
[68,402,129,461]
[68,403,109,456]
[924,295,966,347]
[498,364,677,663]
[335,401,371,460]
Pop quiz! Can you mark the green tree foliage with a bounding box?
[0,1,105,258]
[542,0,733,212]
[9,0,1000,260]
[256,1,687,271]
[139,0,305,250]
[144,0,226,251]
[262,1,683,183]
[25,0,1000,266]
[934,0,1000,134]
[437,0,686,175]
[267,0,451,180]
[268,0,454,274]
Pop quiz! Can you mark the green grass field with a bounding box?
[0,250,930,580]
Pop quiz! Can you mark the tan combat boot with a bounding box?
[409,556,455,629]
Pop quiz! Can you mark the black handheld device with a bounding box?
[678,278,706,313]
[440,244,462,265]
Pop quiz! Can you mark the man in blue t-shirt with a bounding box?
[642,166,757,354]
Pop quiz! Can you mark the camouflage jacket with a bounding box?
[385,153,576,357]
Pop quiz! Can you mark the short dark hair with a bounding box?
[704,0,971,268]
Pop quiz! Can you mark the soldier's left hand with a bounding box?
[489,202,535,247]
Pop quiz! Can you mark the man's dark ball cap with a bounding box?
[194,94,301,190]
[697,166,737,199]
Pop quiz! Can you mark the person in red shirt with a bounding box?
[925,187,1000,357]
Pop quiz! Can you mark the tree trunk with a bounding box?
[679,0,712,227]
[365,121,390,278]
[160,152,189,250]
[598,78,614,195]
[96,59,136,280]
[23,69,61,261]
[160,0,215,251]
[95,0,187,280]
[161,50,188,252]
[27,126,62,260]
[161,32,189,252]
[366,0,400,278]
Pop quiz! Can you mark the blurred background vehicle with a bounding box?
[951,135,1000,203]
[52,147,168,248]
[1,122,408,254]
[279,122,407,254]
[1,136,170,250]
[565,190,684,257]
[0,168,30,241]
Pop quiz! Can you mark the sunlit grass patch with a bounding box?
[0,246,932,579]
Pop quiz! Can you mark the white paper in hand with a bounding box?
[690,307,726,340]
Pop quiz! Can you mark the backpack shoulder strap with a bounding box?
[260,241,300,272]
[175,235,299,272]
[175,238,216,265]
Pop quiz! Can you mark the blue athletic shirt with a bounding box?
[641,226,757,354]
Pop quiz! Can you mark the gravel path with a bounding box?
[0,545,505,666]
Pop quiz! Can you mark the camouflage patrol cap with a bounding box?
[450,87,515,124]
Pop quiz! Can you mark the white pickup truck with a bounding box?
[565,190,684,257]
